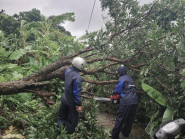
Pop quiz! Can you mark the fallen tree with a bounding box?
[1,1,185,119]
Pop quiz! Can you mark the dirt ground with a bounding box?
[97,112,150,139]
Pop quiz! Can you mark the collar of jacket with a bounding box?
[120,73,127,77]
[70,65,80,72]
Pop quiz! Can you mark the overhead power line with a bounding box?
[87,0,97,31]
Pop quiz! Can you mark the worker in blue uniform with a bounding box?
[111,66,138,139]
[57,57,86,135]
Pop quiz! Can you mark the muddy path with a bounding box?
[97,112,150,139]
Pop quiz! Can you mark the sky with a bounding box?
[0,0,154,38]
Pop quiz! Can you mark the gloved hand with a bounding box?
[110,92,120,104]
[76,106,82,112]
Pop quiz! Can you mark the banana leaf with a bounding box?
[162,107,174,122]
[141,83,167,107]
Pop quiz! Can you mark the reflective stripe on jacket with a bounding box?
[114,75,138,105]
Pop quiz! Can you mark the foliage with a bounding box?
[0,14,20,35]
[0,9,83,80]
[0,9,108,138]
[0,95,109,138]
[1,0,185,138]
[142,83,174,138]
[14,8,44,22]
[0,94,58,138]
[84,0,185,132]
[141,83,167,107]
[49,12,75,35]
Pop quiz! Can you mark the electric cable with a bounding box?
[87,0,97,31]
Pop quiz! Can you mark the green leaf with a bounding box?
[40,51,50,57]
[162,107,174,122]
[0,63,18,71]
[141,83,167,106]
[16,93,32,103]
[0,76,5,82]
[50,13,75,25]
[9,48,27,60]
[145,121,157,139]
[12,71,23,80]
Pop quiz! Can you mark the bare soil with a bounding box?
[97,112,150,139]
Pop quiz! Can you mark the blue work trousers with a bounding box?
[57,98,78,134]
[112,104,138,139]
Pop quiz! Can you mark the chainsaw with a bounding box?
[93,94,120,104]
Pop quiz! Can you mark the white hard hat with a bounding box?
[72,57,86,70]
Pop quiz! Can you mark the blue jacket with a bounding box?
[114,66,138,105]
[62,66,82,106]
